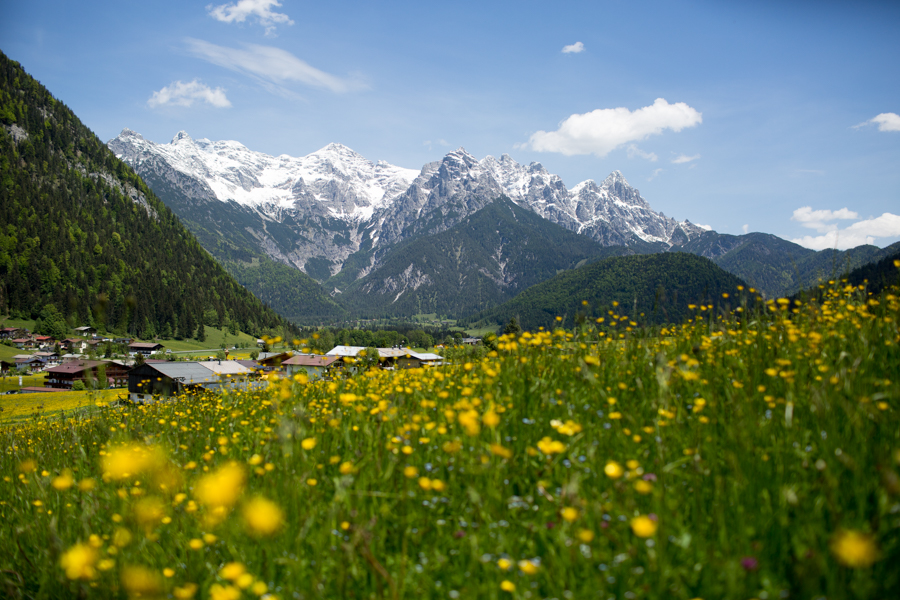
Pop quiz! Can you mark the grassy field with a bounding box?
[0,372,48,393]
[0,388,121,426]
[0,277,898,599]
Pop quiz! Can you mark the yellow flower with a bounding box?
[203,533,218,544]
[518,559,540,575]
[195,462,246,512]
[497,558,513,570]
[483,410,501,428]
[133,496,167,530]
[301,437,317,450]
[210,583,242,600]
[490,444,513,459]
[431,479,447,492]
[561,507,579,522]
[163,568,175,578]
[251,580,268,595]
[121,565,162,598]
[604,461,624,479]
[188,538,204,550]
[339,461,357,475]
[51,469,74,491]
[60,543,97,580]
[577,528,595,543]
[19,459,37,474]
[536,437,566,455]
[634,480,653,494]
[78,478,96,492]
[830,529,880,568]
[418,477,432,491]
[306,478,318,486]
[219,562,245,581]
[102,443,166,480]
[173,583,198,599]
[630,515,658,537]
[243,496,284,537]
[403,466,419,478]
[500,580,516,592]
[236,573,255,589]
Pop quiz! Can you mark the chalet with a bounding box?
[15,355,45,372]
[45,360,131,389]
[461,337,482,346]
[282,354,341,381]
[11,338,35,349]
[0,327,24,339]
[129,342,165,357]
[325,346,442,370]
[397,351,443,369]
[62,338,87,353]
[255,352,292,369]
[127,361,260,403]
[73,326,96,336]
[1,360,16,374]
[33,335,54,347]
[33,351,61,367]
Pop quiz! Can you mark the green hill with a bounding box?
[464,252,747,331]
[0,51,294,339]
[677,231,900,298]
[338,197,632,318]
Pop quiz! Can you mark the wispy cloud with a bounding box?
[672,153,700,164]
[147,80,231,108]
[424,139,450,151]
[562,41,584,54]
[627,145,658,162]
[524,98,702,157]
[648,168,663,181]
[207,0,293,36]
[790,206,900,250]
[854,112,900,132]
[186,39,364,94]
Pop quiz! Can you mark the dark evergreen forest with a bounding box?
[0,52,295,339]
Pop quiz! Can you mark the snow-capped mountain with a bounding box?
[108,130,707,282]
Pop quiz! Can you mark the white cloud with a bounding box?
[672,153,700,164]
[526,98,702,157]
[791,206,859,233]
[855,112,900,132]
[742,224,749,234]
[186,39,362,94]
[147,80,231,108]
[626,145,658,162]
[647,168,663,181]
[207,0,293,35]
[695,223,712,231]
[562,42,585,54]
[790,206,900,250]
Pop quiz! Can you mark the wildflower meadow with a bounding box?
[1,275,899,600]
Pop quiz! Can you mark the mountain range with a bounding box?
[109,129,900,323]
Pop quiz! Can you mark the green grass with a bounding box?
[0,281,898,599]
[157,326,258,352]
[0,372,48,393]
[0,344,24,361]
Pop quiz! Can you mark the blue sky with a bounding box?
[2,0,898,249]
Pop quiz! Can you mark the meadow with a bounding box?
[0,276,898,600]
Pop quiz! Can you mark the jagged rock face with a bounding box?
[109,130,709,282]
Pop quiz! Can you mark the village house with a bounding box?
[62,338,87,353]
[14,355,45,372]
[0,327,25,339]
[45,360,131,389]
[73,326,96,336]
[325,346,443,370]
[10,338,35,350]
[282,354,342,381]
[127,360,262,403]
[129,342,165,357]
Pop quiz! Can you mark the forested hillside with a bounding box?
[0,52,294,339]
[464,252,747,331]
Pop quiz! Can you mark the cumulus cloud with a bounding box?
[672,153,700,164]
[627,145,658,162]
[526,98,702,157]
[855,112,900,132]
[186,39,362,94]
[791,206,859,232]
[207,0,293,35]
[742,224,749,234]
[147,80,231,108]
[790,206,900,250]
[562,42,585,54]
